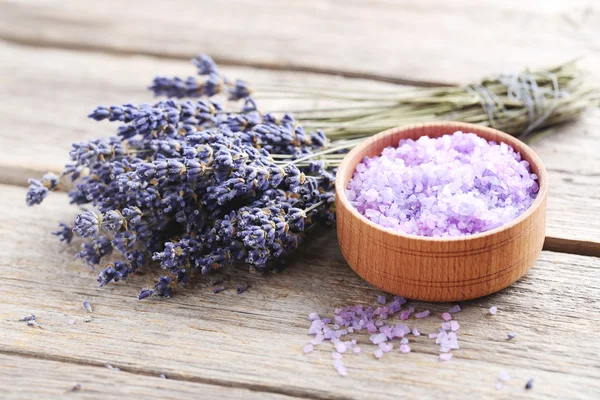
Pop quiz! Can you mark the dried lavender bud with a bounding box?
[67,384,82,392]
[507,332,516,340]
[192,54,218,75]
[525,378,534,390]
[83,301,93,313]
[26,173,59,206]
[20,314,35,322]
[73,211,102,238]
[53,223,74,244]
[212,287,225,294]
[237,284,249,294]
[210,278,224,286]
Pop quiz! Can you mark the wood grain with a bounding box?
[0,41,598,253]
[0,354,299,400]
[336,123,548,301]
[1,0,599,85]
[1,183,599,399]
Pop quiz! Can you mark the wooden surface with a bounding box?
[0,0,599,398]
[336,123,548,301]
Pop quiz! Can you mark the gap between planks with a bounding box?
[0,35,450,88]
[0,349,330,400]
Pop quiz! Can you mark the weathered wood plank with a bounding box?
[0,41,598,251]
[1,184,599,399]
[0,0,599,84]
[0,354,300,400]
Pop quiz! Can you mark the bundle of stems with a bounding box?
[258,62,599,144]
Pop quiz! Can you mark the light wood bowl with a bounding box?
[335,122,548,302]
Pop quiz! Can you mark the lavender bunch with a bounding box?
[26,55,335,300]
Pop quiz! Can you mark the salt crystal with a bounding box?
[400,337,409,345]
[332,352,343,360]
[415,310,430,319]
[498,370,511,382]
[375,320,384,327]
[333,324,340,329]
[495,383,503,390]
[489,306,498,315]
[412,328,420,336]
[308,312,320,321]
[353,347,361,354]
[374,349,384,359]
[335,342,347,353]
[378,342,393,353]
[346,132,539,237]
[450,321,460,332]
[334,360,347,376]
[442,312,452,321]
[67,319,75,325]
[439,353,453,361]
[507,332,516,340]
[370,333,388,344]
[428,333,438,339]
[448,305,461,314]
[399,344,411,354]
[376,295,387,305]
[303,345,314,354]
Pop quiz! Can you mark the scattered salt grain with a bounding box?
[495,383,503,390]
[448,305,461,313]
[441,312,452,321]
[498,370,511,382]
[399,344,411,354]
[507,332,516,340]
[303,344,314,354]
[83,301,93,313]
[379,342,393,353]
[67,319,75,325]
[160,374,167,379]
[376,295,387,305]
[374,349,384,359]
[400,337,409,345]
[525,378,534,390]
[353,347,361,354]
[335,342,347,353]
[333,324,340,329]
[105,364,120,372]
[428,333,438,339]
[370,333,388,344]
[489,306,497,315]
[450,321,460,332]
[84,316,92,323]
[332,352,343,360]
[334,360,347,376]
[415,310,430,319]
[439,353,453,361]
[441,322,452,331]
[308,312,320,321]
[346,132,539,237]
[412,328,421,336]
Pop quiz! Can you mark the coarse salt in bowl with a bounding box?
[335,122,548,302]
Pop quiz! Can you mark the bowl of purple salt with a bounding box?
[335,122,547,302]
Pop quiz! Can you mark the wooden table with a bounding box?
[1,1,599,399]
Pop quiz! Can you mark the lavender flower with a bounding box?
[27,54,335,299]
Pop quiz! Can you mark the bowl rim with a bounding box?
[334,121,548,243]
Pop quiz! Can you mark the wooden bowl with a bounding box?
[335,122,548,302]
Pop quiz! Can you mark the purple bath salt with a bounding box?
[346,132,539,237]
